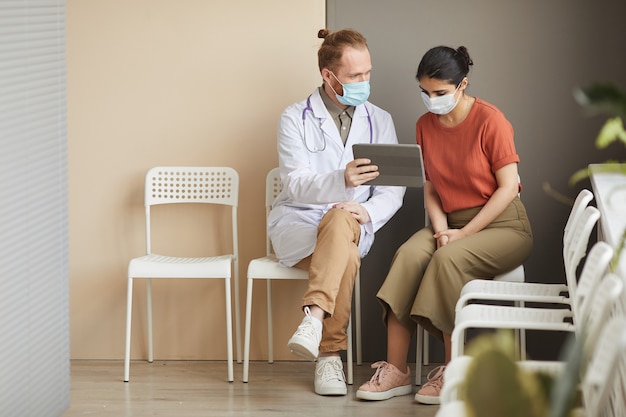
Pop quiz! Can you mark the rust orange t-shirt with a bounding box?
[416,98,519,213]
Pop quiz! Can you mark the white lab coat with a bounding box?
[268,88,405,266]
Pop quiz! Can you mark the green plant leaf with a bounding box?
[573,83,626,119]
[569,162,626,186]
[595,117,626,148]
[568,167,591,186]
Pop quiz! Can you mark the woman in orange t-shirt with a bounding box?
[357,45,533,405]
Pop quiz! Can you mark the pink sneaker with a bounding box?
[356,361,412,401]
[415,365,445,405]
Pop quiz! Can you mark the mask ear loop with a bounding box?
[451,77,468,106]
[457,77,468,94]
[327,71,344,98]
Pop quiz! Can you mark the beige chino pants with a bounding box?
[294,208,361,353]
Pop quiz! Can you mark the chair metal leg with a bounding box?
[518,301,527,360]
[267,280,274,364]
[123,276,134,382]
[243,277,254,383]
[146,278,153,363]
[415,324,423,385]
[347,316,353,385]
[233,261,242,364]
[224,277,234,382]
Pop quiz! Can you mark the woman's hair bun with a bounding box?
[318,28,330,39]
[456,46,474,67]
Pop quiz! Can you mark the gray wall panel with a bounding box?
[328,0,626,362]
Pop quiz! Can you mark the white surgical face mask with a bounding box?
[421,81,462,115]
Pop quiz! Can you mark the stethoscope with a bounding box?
[301,95,373,153]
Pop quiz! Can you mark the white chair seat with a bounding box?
[518,360,565,376]
[456,280,569,315]
[129,254,234,278]
[454,304,574,329]
[452,304,574,359]
[247,255,309,279]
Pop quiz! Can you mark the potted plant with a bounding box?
[570,82,626,184]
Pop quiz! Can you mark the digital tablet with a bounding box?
[352,143,424,187]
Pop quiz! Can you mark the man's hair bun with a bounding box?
[318,29,330,39]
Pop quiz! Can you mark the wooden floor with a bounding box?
[62,360,441,417]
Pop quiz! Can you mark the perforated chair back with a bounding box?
[145,166,239,206]
[562,189,594,248]
[144,166,239,255]
[563,206,601,296]
[580,273,623,355]
[572,241,614,320]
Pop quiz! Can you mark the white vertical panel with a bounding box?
[0,1,69,416]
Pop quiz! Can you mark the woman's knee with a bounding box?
[394,229,435,258]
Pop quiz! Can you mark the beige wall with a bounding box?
[67,1,324,360]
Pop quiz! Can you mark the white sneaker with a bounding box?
[287,306,322,361]
[314,356,347,396]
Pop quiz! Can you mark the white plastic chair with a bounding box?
[450,205,601,361]
[454,190,599,327]
[442,189,593,378]
[124,166,240,383]
[439,268,622,410]
[455,189,594,314]
[450,206,601,360]
[242,168,360,384]
[442,259,619,404]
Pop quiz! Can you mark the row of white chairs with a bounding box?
[436,189,626,416]
[120,165,583,392]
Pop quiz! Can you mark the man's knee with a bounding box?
[320,207,354,227]
[318,208,360,238]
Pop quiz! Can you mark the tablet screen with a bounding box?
[352,143,424,187]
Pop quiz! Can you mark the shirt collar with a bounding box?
[319,86,355,119]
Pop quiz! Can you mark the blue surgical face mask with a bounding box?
[421,81,463,115]
[330,72,370,106]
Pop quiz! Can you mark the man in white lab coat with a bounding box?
[268,28,405,396]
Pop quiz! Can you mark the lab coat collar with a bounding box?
[309,88,371,148]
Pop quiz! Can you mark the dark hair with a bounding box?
[317,28,368,72]
[416,46,473,85]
